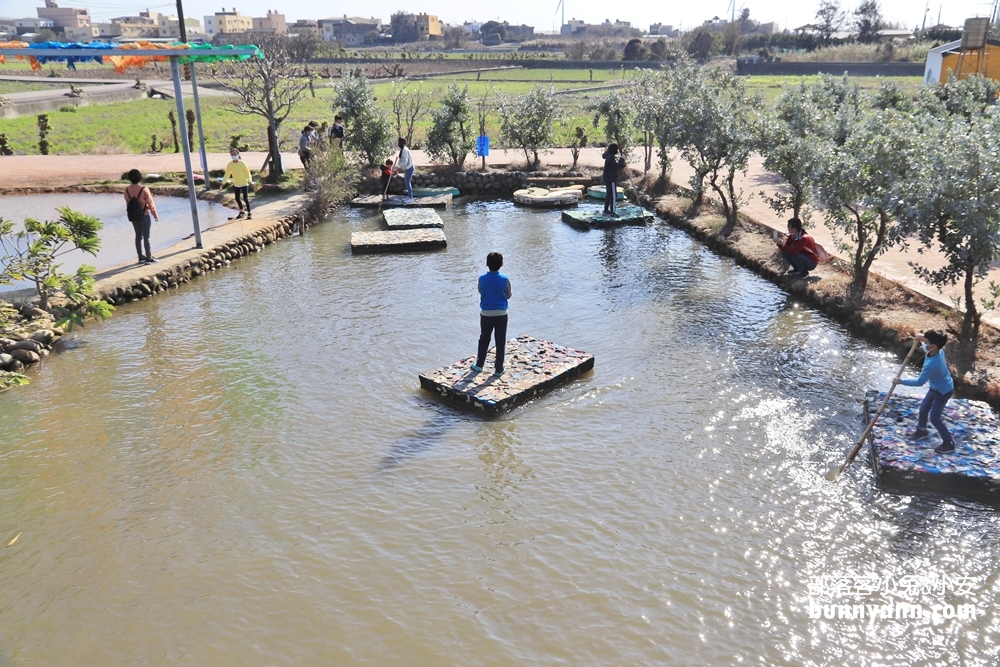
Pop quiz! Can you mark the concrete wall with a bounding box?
[736,61,925,77]
[0,88,146,119]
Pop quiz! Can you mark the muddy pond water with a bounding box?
[1,200,998,665]
[0,193,229,291]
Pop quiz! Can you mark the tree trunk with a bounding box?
[265,121,283,183]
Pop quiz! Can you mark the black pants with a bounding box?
[233,185,250,212]
[604,181,618,214]
[132,213,151,260]
[477,314,508,372]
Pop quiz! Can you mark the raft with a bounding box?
[865,390,1000,499]
[586,185,625,201]
[513,186,584,208]
[561,204,654,229]
[411,186,461,198]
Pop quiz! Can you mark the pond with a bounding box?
[0,193,230,291]
[0,200,997,665]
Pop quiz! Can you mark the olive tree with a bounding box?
[590,90,636,166]
[673,68,765,233]
[426,84,474,168]
[899,113,1000,346]
[497,85,563,170]
[333,72,395,168]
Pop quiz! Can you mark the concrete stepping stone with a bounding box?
[350,194,451,209]
[383,208,444,229]
[351,228,447,254]
[562,204,654,229]
[419,335,594,415]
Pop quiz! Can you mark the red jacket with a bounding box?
[780,231,819,263]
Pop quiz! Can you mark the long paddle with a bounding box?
[825,337,920,481]
[377,146,404,214]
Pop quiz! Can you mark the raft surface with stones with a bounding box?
[561,204,654,229]
[382,208,444,230]
[865,390,1000,499]
[351,228,447,254]
[351,194,451,209]
[418,335,594,415]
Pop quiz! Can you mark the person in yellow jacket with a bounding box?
[222,149,254,219]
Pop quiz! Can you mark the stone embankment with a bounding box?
[0,304,64,375]
[358,170,592,195]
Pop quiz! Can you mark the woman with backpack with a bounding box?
[124,169,159,264]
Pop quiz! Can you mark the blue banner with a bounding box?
[476,136,490,157]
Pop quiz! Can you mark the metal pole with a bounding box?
[175,0,188,42]
[188,65,211,191]
[171,57,203,249]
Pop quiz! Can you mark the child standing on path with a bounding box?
[124,169,159,264]
[892,330,957,454]
[222,149,253,220]
[602,143,626,217]
[473,252,512,377]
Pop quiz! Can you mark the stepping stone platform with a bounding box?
[561,205,654,229]
[351,194,452,209]
[418,335,594,415]
[382,208,444,229]
[351,228,447,254]
[865,390,1000,500]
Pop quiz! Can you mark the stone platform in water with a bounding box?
[561,204,654,229]
[382,208,444,229]
[351,228,447,254]
[419,335,594,415]
[350,194,451,209]
[865,390,1000,499]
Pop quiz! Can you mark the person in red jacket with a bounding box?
[775,217,819,278]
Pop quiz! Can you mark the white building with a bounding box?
[924,39,962,84]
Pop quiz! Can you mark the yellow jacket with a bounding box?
[223,160,253,187]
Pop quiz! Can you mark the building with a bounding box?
[159,15,201,39]
[319,16,381,44]
[561,19,586,35]
[15,16,54,34]
[203,8,252,37]
[927,39,1000,84]
[649,23,678,37]
[109,12,159,39]
[463,20,482,34]
[36,0,90,31]
[252,10,287,34]
[414,13,442,40]
[288,19,319,36]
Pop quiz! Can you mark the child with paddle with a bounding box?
[892,330,956,454]
[601,143,626,217]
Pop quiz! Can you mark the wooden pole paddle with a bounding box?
[825,337,920,481]
[377,147,404,215]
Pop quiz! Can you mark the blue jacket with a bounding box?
[900,350,954,394]
[478,271,512,315]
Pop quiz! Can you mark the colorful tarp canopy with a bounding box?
[0,41,261,72]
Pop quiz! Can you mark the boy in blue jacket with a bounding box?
[892,330,956,453]
[472,252,512,377]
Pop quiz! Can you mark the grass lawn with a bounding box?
[0,80,69,94]
[743,75,925,106]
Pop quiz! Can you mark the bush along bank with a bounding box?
[639,188,1000,405]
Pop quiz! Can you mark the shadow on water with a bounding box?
[378,411,463,470]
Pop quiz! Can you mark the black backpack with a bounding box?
[126,187,145,223]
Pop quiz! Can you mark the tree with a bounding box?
[0,208,114,329]
[480,21,507,42]
[813,108,914,302]
[590,90,636,166]
[333,72,395,168]
[213,35,309,182]
[32,29,56,44]
[475,87,493,170]
[672,68,765,234]
[388,83,429,147]
[815,0,844,41]
[444,26,467,49]
[390,12,418,43]
[302,146,361,222]
[686,29,719,61]
[497,86,563,170]
[426,84,474,168]
[854,0,883,43]
[899,113,1000,348]
[623,38,646,61]
[723,22,744,56]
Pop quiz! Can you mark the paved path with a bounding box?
[1,148,997,328]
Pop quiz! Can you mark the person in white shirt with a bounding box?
[393,137,414,200]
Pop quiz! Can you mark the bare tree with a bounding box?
[389,82,429,146]
[475,86,494,170]
[213,35,309,182]
[815,0,844,42]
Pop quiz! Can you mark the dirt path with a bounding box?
[2,148,998,328]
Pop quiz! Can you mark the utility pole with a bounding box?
[176,0,187,42]
[921,0,929,32]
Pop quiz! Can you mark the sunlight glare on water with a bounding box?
[1,200,998,665]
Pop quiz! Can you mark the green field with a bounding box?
[0,71,929,156]
[742,75,924,106]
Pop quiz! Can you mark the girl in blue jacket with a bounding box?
[892,330,956,454]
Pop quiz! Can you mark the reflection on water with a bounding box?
[1,200,998,666]
[0,193,230,290]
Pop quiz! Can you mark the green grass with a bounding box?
[427,68,622,83]
[0,80,67,94]
[743,75,925,106]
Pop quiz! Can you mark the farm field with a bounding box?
[0,70,928,156]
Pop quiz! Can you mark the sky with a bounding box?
[1,0,991,33]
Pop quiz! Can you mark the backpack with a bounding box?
[126,187,145,223]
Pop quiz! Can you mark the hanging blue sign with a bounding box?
[476,136,490,157]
